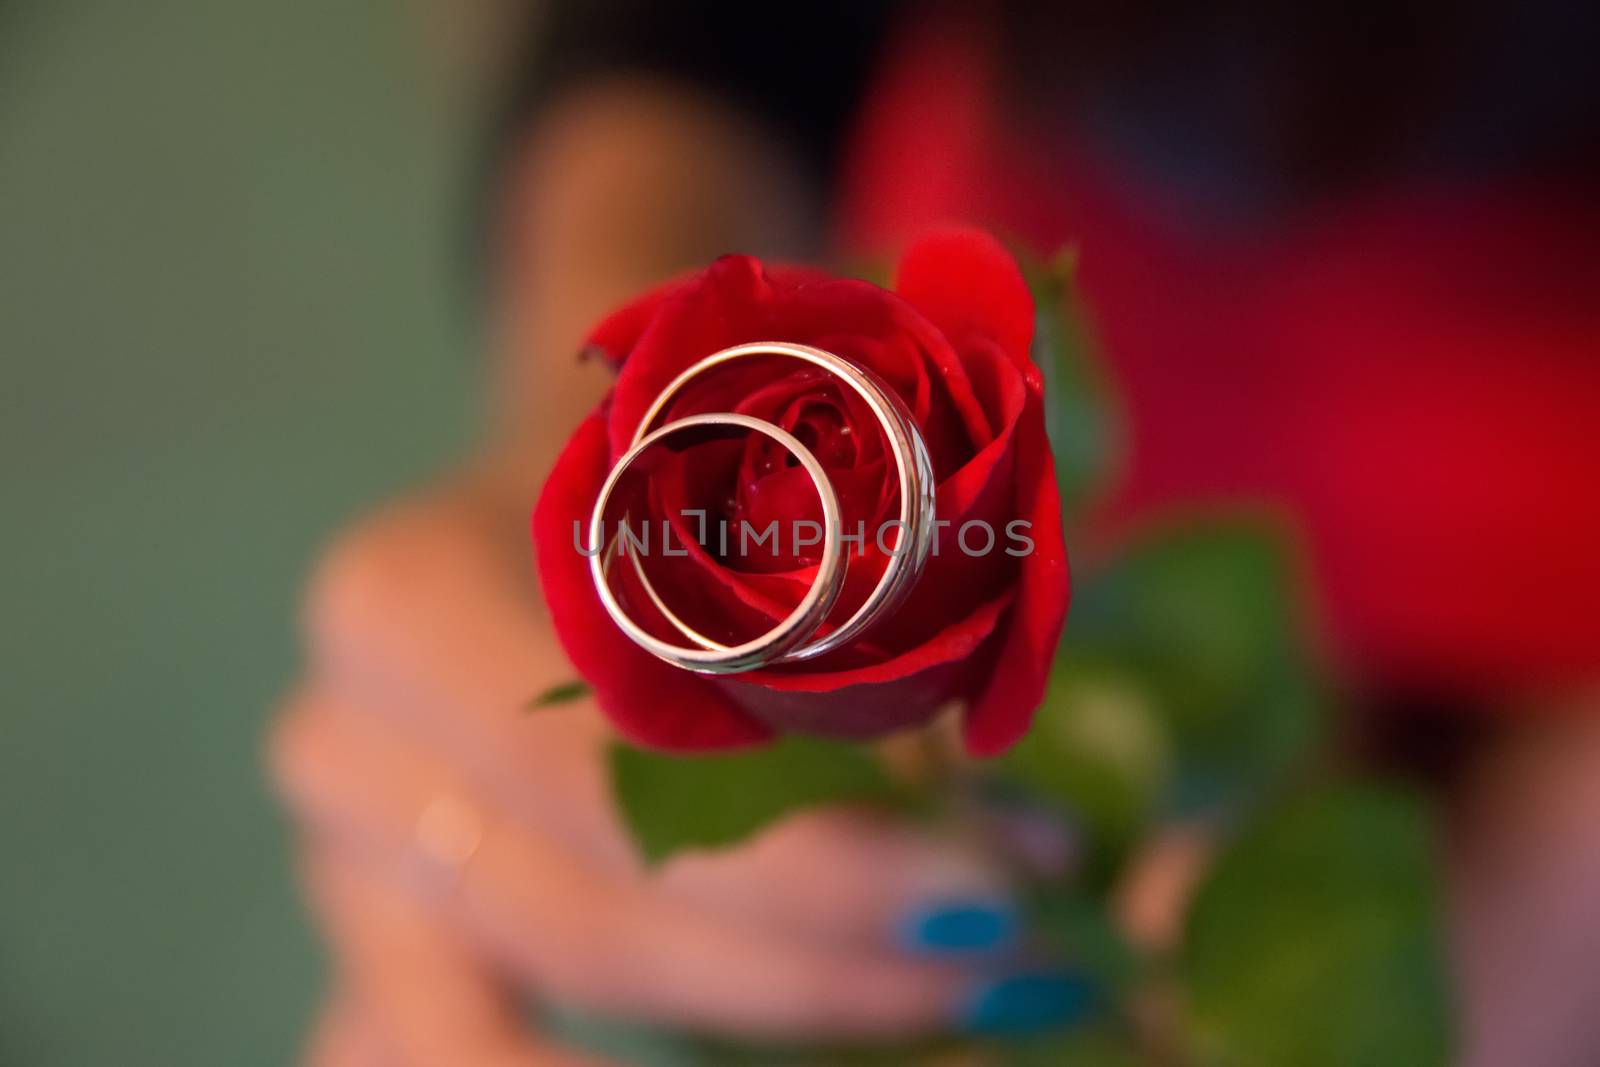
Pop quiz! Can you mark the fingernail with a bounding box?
[959,971,1094,1034]
[899,898,1020,956]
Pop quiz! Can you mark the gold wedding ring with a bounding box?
[589,412,847,673]
[589,343,936,673]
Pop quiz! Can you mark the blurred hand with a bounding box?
[268,468,1018,1066]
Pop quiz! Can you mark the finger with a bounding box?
[656,807,1010,948]
[459,820,972,1040]
[273,691,978,1040]
[303,851,611,1067]
[1113,821,1215,953]
[273,685,1013,953]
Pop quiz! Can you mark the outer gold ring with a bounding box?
[632,342,935,663]
[588,412,846,673]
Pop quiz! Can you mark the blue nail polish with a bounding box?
[960,971,1093,1034]
[900,899,1020,955]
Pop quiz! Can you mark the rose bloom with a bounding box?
[533,228,1068,754]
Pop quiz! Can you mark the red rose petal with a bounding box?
[649,444,808,627]
[584,263,835,368]
[743,589,1014,692]
[963,386,1070,755]
[894,227,1035,367]
[582,278,684,366]
[772,279,996,458]
[934,337,1028,519]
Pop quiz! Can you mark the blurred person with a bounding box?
[269,2,1600,1064]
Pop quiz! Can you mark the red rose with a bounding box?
[532,228,1068,754]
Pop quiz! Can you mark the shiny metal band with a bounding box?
[589,343,936,673]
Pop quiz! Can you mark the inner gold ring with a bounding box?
[588,411,846,673]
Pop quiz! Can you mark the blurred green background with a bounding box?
[1,3,477,1062]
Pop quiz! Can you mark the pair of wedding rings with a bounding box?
[588,342,936,674]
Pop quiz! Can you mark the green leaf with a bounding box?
[523,680,590,711]
[1027,248,1121,518]
[1182,781,1453,1067]
[1063,516,1326,809]
[610,735,904,865]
